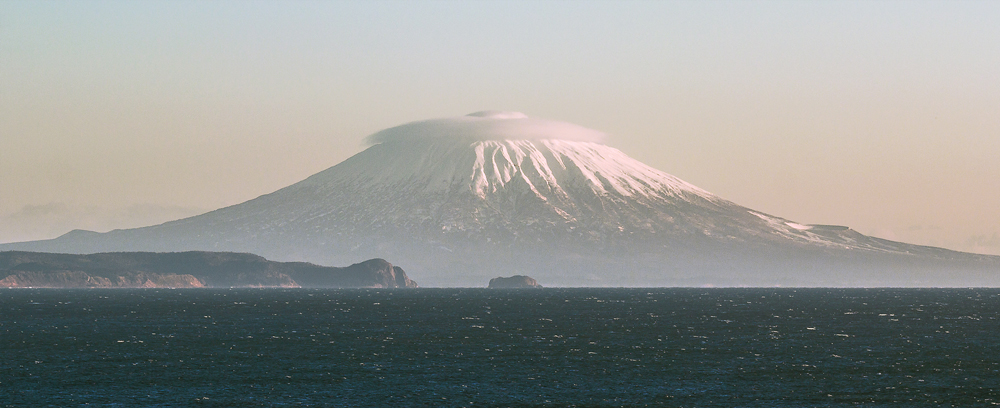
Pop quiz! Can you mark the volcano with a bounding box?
[4,111,998,286]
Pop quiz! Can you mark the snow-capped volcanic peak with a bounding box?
[319,130,713,202]
[466,139,714,199]
[347,111,711,199]
[3,111,997,287]
[365,111,607,144]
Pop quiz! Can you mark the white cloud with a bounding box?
[966,233,1000,254]
[365,111,608,145]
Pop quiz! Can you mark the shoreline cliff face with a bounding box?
[0,251,417,288]
[0,270,206,288]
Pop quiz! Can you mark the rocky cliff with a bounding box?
[0,251,417,288]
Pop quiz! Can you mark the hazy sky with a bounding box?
[2,0,999,255]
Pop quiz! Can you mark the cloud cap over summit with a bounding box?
[365,111,608,145]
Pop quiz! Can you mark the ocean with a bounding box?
[2,288,998,407]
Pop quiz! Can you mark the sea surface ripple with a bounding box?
[2,288,999,407]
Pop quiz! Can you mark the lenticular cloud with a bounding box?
[365,111,607,145]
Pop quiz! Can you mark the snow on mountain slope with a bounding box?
[3,112,997,286]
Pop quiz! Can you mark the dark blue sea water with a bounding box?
[2,288,999,407]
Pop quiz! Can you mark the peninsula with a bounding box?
[0,251,417,288]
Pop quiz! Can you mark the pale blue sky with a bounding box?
[2,0,999,254]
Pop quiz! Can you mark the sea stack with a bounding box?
[489,275,542,289]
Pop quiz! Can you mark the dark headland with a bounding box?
[0,251,417,288]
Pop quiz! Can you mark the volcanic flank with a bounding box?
[3,111,998,287]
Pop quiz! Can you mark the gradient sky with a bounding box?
[2,0,999,255]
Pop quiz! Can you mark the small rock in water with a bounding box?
[488,275,542,288]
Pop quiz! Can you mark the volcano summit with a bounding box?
[4,112,998,286]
